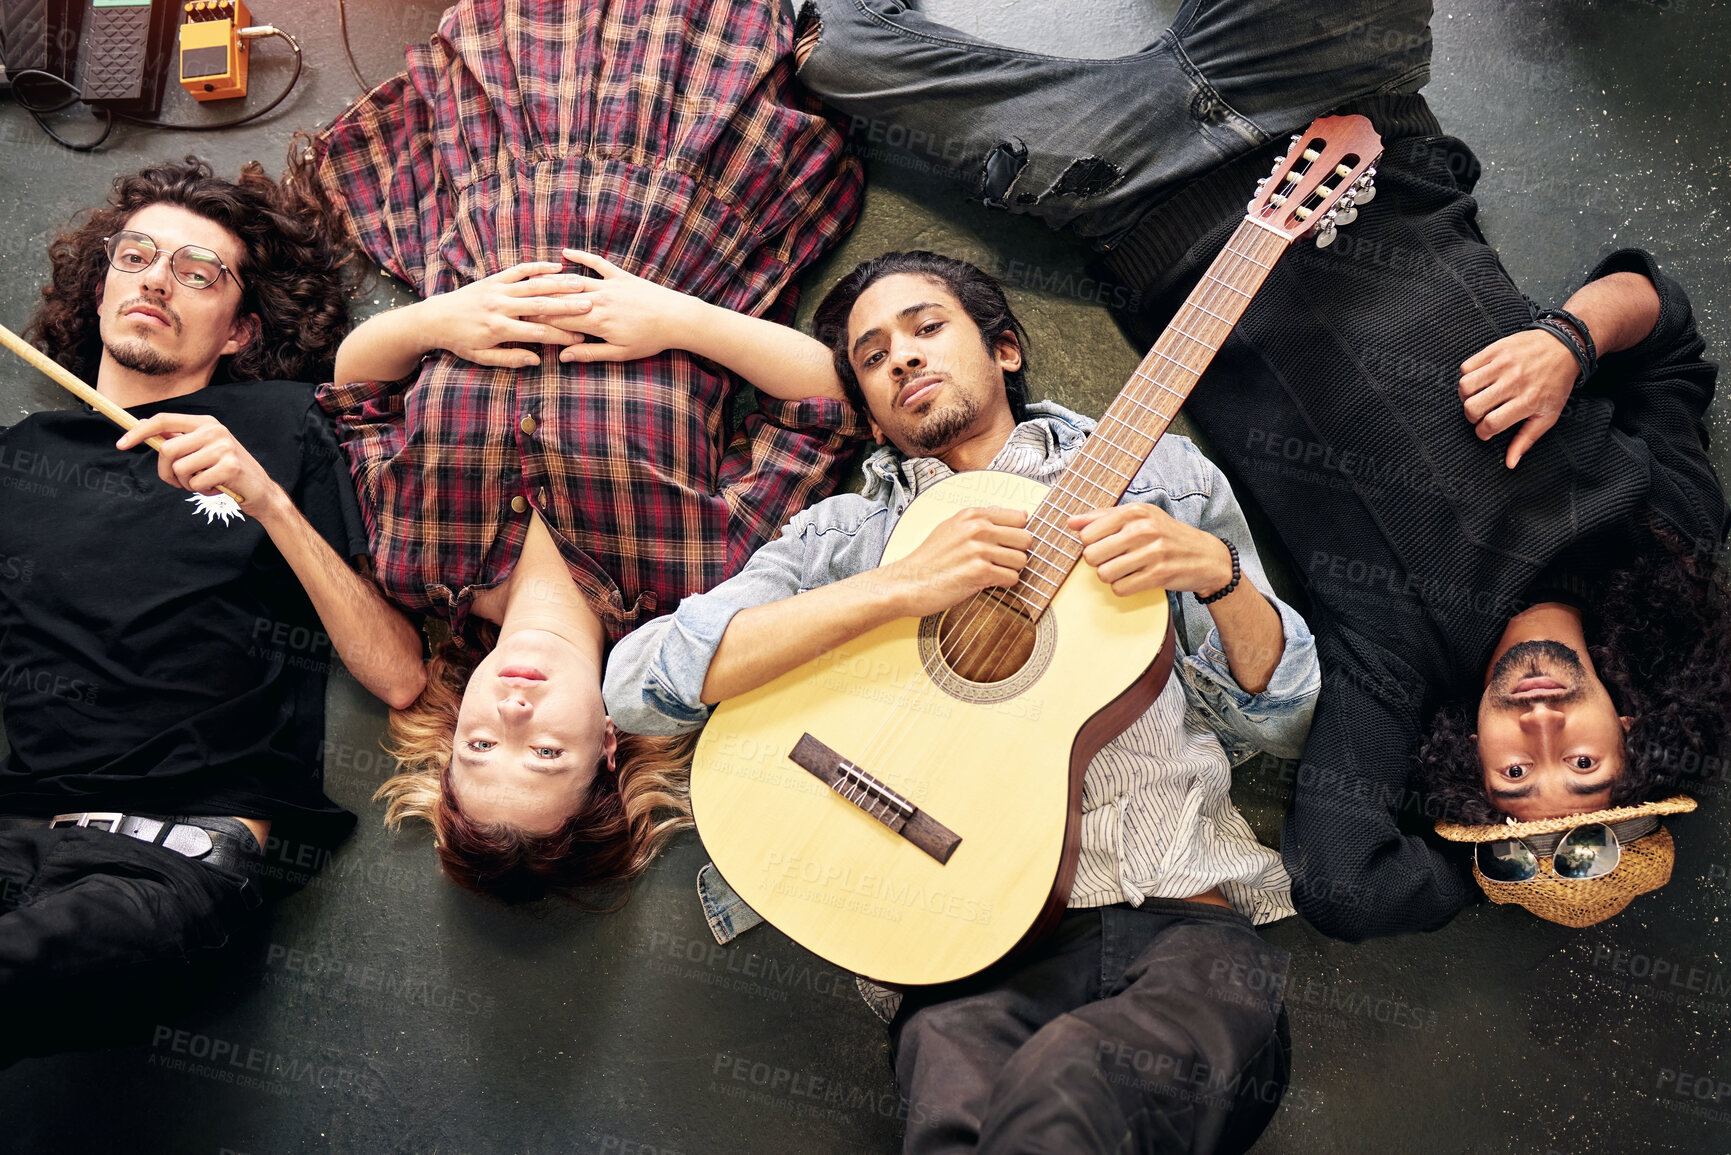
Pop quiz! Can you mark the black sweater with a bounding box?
[1106,129,1728,940]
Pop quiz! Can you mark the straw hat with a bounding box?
[1435,795,1696,928]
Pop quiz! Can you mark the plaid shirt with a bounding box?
[313,0,865,643]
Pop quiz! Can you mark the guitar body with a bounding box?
[692,470,1172,986]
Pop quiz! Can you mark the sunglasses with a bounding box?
[1475,822,1621,883]
[103,230,245,292]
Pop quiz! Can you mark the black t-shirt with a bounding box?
[0,380,365,848]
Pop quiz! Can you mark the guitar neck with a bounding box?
[1012,217,1292,618]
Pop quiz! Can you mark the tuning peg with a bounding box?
[1335,205,1358,226]
[1315,224,1338,248]
[1255,178,1267,194]
[1289,133,1303,144]
[1351,168,1378,202]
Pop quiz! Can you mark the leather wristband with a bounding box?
[1531,306,1598,388]
[1195,539,1241,606]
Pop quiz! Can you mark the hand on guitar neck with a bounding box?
[699,505,1034,704]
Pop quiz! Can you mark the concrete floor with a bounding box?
[3,1,1730,1152]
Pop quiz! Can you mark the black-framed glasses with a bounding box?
[102,230,244,292]
[1475,822,1621,883]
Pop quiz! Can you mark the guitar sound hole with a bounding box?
[937,593,1038,685]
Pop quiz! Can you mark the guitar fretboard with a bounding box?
[1008,218,1292,619]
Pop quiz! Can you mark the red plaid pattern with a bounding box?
[314,0,865,642]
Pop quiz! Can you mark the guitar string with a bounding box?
[782,159,1372,965]
[847,224,1284,778]
[909,222,1279,681]
[850,218,1288,835]
[1004,225,1276,614]
[933,224,1266,647]
[778,131,1370,903]
[846,224,1287,782]
[886,228,1280,759]
[844,331,1204,774]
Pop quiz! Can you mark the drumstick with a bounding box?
[0,321,245,505]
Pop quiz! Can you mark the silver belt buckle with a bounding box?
[51,811,127,832]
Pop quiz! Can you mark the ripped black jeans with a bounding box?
[795,0,1433,241]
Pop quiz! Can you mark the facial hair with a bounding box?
[104,298,183,377]
[1486,638,1588,709]
[902,391,980,455]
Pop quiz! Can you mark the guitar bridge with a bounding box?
[834,759,916,833]
[789,734,962,864]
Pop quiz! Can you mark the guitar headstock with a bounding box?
[1246,114,1384,248]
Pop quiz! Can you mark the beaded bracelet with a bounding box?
[1531,306,1598,388]
[1196,539,1241,606]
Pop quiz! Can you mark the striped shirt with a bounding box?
[910,423,1296,924]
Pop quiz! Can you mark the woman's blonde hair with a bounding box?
[376,636,695,904]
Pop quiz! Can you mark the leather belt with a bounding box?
[46,811,262,875]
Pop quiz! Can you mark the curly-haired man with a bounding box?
[0,157,425,1063]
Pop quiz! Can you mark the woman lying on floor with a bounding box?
[305,0,866,902]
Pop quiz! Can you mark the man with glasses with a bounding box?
[0,158,425,1063]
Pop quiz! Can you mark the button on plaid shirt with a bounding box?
[312,0,866,643]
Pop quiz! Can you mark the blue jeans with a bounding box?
[796,0,1433,240]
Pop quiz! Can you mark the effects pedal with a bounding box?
[178,0,246,100]
[0,0,83,83]
[79,0,152,101]
[75,0,178,115]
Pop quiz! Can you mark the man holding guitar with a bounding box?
[603,250,1321,1154]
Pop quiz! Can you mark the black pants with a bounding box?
[890,900,1291,1155]
[0,822,263,1066]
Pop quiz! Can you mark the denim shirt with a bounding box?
[604,402,1320,942]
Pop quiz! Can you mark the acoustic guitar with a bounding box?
[692,115,1383,986]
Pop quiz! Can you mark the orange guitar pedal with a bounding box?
[178,0,247,100]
